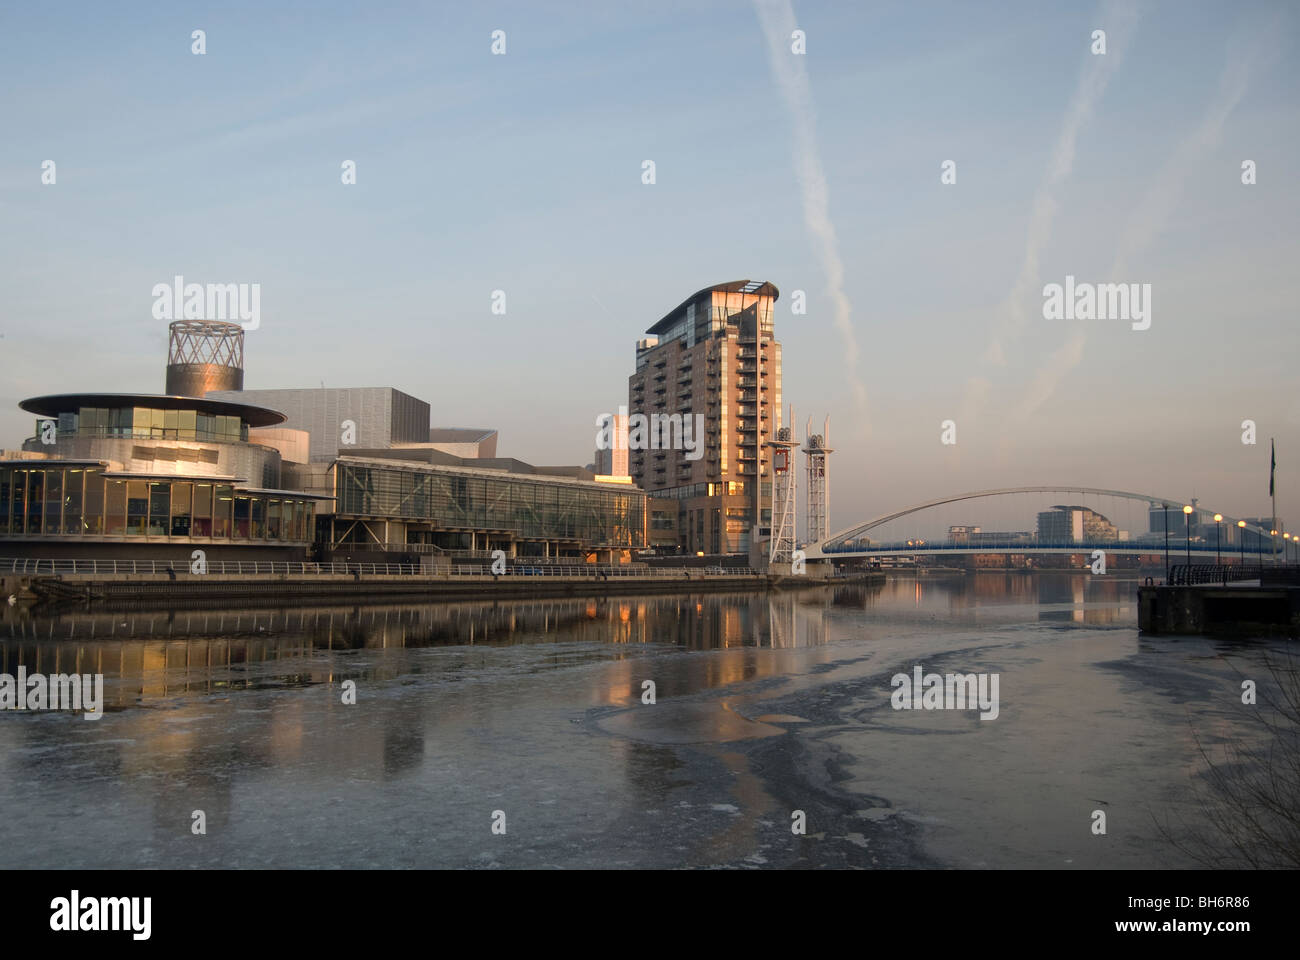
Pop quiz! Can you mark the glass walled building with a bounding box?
[1,393,324,559]
[295,456,645,560]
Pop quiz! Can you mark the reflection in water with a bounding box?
[0,585,887,705]
[0,573,1170,868]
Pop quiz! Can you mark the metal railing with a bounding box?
[1167,563,1264,585]
[2,557,761,579]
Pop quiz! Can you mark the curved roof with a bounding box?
[19,393,287,428]
[646,280,779,335]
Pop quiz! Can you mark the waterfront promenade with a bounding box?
[2,557,879,608]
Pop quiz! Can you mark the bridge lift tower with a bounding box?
[803,415,833,544]
[766,408,800,569]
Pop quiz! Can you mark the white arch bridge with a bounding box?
[802,486,1284,561]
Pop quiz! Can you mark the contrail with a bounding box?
[1018,15,1279,421]
[753,0,869,429]
[965,0,1137,423]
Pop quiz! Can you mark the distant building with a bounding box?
[594,412,629,477]
[948,525,980,544]
[970,530,1034,546]
[1037,505,1117,544]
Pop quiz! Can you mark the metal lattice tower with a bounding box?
[165,320,244,396]
[766,407,799,568]
[803,415,833,544]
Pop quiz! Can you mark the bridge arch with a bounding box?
[808,486,1276,558]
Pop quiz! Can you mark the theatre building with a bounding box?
[0,393,324,560]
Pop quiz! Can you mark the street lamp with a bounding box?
[1183,505,1193,571]
[1163,503,1170,582]
[1272,529,1279,567]
[1214,514,1223,564]
[1238,519,1247,567]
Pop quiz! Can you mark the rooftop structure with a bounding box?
[165,320,244,397]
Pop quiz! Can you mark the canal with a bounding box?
[0,573,1290,868]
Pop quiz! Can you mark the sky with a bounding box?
[1,0,1297,536]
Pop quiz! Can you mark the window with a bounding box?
[212,485,233,538]
[83,469,104,534]
[171,482,192,536]
[126,481,148,535]
[148,482,170,535]
[105,479,127,535]
[233,496,250,538]
[26,470,44,534]
[64,469,83,534]
[191,483,212,536]
[43,469,62,534]
[250,497,265,539]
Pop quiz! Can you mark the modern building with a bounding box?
[628,280,782,555]
[2,321,648,563]
[593,412,629,478]
[1037,505,1118,544]
[207,387,430,462]
[286,454,644,561]
[427,428,498,460]
[1,392,324,559]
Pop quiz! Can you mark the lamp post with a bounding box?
[1238,519,1246,567]
[1183,505,1193,572]
[1214,514,1223,564]
[1271,529,1279,567]
[1163,503,1170,582]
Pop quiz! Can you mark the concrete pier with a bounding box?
[11,568,885,610]
[1137,583,1300,635]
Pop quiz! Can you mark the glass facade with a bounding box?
[0,466,312,542]
[37,406,248,443]
[336,463,644,547]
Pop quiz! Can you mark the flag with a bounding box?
[1270,439,1276,497]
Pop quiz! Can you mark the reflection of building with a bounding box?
[628,281,781,555]
[1037,505,1117,544]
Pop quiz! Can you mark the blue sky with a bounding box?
[2,0,1297,532]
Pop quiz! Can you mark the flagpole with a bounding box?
[1271,439,1278,566]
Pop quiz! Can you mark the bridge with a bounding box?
[803,486,1289,563]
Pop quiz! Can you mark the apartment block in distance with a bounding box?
[628,280,782,555]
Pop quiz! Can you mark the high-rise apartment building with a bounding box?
[593,412,629,477]
[628,280,782,554]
